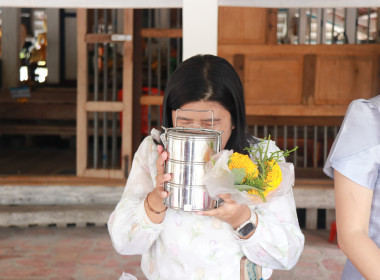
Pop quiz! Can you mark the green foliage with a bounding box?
[231,168,246,185]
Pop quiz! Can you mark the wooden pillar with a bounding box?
[302,54,316,105]
[64,9,78,81]
[76,9,88,176]
[286,8,297,44]
[266,8,278,45]
[2,8,20,89]
[46,8,60,84]
[377,8,380,43]
[314,8,323,44]
[298,8,307,44]
[132,9,143,157]
[320,8,328,44]
[122,9,134,175]
[346,8,358,44]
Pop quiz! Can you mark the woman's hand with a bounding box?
[144,145,171,223]
[197,194,251,229]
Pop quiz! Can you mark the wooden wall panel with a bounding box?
[245,56,303,105]
[315,55,375,105]
[219,45,379,117]
[218,9,379,118]
[266,8,278,45]
[218,7,267,45]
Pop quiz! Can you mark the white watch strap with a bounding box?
[234,210,258,236]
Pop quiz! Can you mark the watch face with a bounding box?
[238,222,255,237]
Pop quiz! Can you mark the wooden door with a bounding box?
[76,9,133,179]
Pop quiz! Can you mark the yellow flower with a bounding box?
[247,159,282,196]
[265,160,282,189]
[228,152,258,181]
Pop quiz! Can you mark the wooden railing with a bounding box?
[0,88,124,137]
[247,120,338,230]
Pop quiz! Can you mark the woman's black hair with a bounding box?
[162,54,254,154]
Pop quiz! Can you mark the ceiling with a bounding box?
[0,0,378,8]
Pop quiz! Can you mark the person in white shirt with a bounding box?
[108,54,304,280]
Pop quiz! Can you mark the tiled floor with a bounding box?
[0,226,345,280]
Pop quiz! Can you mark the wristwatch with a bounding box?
[234,212,258,238]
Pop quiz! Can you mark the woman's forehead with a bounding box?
[176,115,216,121]
[175,101,228,114]
[173,107,226,119]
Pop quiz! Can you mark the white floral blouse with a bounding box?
[108,136,304,280]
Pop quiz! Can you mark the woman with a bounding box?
[108,54,304,279]
[324,95,380,280]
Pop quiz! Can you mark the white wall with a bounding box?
[182,0,218,60]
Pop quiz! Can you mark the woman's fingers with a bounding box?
[218,193,234,204]
[156,145,167,172]
[155,145,171,198]
[158,172,171,198]
[156,173,171,187]
[196,195,232,217]
[196,209,219,216]
[156,146,170,185]
[157,144,164,154]
[159,190,168,198]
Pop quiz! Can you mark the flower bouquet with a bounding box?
[203,136,297,204]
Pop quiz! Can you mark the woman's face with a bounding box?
[172,101,234,149]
